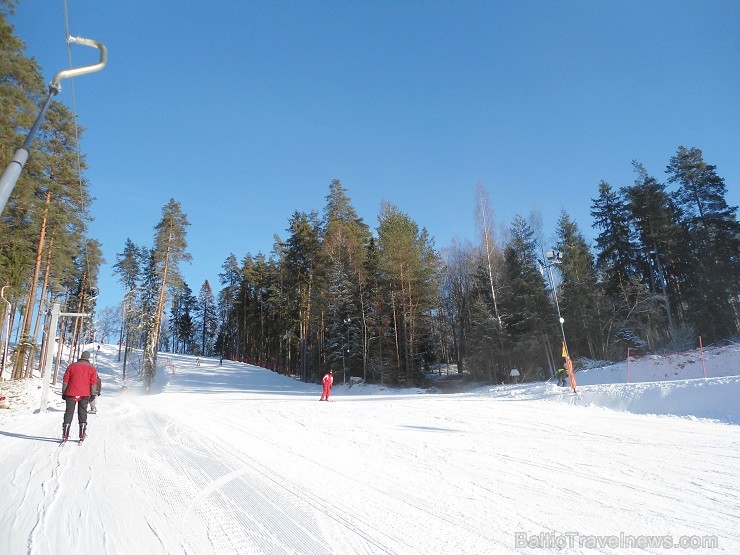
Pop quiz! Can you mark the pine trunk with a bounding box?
[12,192,50,380]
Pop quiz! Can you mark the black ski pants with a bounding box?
[63,396,90,425]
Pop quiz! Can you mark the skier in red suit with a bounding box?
[320,370,333,401]
[61,350,99,442]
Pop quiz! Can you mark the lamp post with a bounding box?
[540,250,568,355]
[539,251,577,392]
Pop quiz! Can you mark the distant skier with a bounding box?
[556,368,567,387]
[61,351,99,442]
[320,370,333,401]
[88,375,102,414]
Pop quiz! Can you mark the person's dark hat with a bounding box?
[80,350,92,361]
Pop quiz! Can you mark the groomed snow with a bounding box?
[1,344,738,554]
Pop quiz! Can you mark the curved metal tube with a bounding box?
[0,35,107,215]
[51,35,108,90]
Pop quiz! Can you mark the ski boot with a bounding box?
[62,423,71,442]
[79,422,88,443]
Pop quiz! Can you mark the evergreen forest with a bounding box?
[1,5,738,388]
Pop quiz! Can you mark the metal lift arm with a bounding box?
[0,35,107,215]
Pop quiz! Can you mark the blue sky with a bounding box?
[10,0,739,313]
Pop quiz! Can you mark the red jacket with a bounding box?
[322,373,333,388]
[63,360,98,397]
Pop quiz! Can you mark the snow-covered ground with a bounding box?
[1,343,738,554]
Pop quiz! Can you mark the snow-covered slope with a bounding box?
[478,343,740,424]
[0,344,738,554]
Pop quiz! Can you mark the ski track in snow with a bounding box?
[1,347,739,554]
[141,407,334,555]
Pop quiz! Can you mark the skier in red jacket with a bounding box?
[320,370,333,401]
[61,350,99,442]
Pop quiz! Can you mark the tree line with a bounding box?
[203,159,738,387]
[1,4,103,380]
[2,4,738,388]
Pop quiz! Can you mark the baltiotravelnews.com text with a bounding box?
[515,532,719,550]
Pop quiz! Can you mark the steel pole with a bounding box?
[0,286,11,380]
[39,303,61,411]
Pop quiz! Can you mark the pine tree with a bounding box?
[217,253,241,359]
[10,101,95,378]
[666,146,740,340]
[376,202,439,385]
[142,199,191,390]
[1,12,101,379]
[0,4,45,176]
[239,253,282,365]
[623,162,691,346]
[61,241,104,367]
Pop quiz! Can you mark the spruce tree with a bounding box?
[591,180,639,297]
[113,239,145,291]
[322,179,370,381]
[196,280,218,357]
[363,237,388,383]
[554,210,601,359]
[283,211,324,381]
[112,239,145,360]
[465,295,500,380]
[497,215,553,380]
